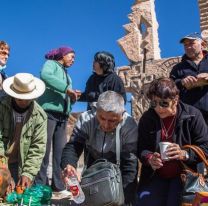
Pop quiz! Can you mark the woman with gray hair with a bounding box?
[61,91,138,205]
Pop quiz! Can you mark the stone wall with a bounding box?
[117,57,181,121]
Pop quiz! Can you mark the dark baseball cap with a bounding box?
[180,32,203,43]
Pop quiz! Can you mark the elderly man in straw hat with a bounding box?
[0,73,47,188]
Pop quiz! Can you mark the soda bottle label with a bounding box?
[69,185,79,197]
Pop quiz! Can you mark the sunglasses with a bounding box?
[150,100,170,109]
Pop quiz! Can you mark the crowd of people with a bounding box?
[0,32,208,206]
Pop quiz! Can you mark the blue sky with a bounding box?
[1,0,200,112]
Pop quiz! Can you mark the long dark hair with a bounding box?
[94,51,115,74]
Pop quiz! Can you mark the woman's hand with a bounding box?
[148,152,163,170]
[166,143,188,161]
[66,89,81,102]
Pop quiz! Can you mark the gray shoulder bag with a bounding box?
[80,123,125,206]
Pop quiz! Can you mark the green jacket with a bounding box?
[0,96,47,181]
[38,60,73,116]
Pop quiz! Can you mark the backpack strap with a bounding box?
[115,111,128,166]
[84,111,127,169]
[115,123,121,166]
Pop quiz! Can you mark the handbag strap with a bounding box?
[115,123,121,166]
[182,145,208,168]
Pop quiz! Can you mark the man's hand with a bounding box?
[196,73,208,86]
[148,152,163,170]
[6,178,15,195]
[17,175,32,188]
[62,164,80,185]
[181,76,198,89]
[197,73,208,80]
[182,74,208,89]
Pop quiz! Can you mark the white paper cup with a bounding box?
[159,142,172,160]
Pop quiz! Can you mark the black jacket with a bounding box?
[138,102,208,186]
[170,53,208,112]
[79,72,126,108]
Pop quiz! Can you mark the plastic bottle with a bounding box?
[66,175,85,204]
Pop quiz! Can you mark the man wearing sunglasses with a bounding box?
[170,32,208,124]
[0,41,10,97]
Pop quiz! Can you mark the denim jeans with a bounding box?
[35,112,68,191]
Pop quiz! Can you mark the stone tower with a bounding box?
[198,0,208,42]
[118,0,160,63]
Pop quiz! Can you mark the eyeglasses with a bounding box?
[0,50,9,56]
[150,100,170,109]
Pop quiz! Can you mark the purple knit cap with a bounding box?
[45,46,74,60]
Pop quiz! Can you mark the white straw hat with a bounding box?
[3,73,45,100]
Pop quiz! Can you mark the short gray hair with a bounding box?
[97,91,125,114]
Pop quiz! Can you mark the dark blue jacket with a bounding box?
[0,70,7,80]
[170,53,208,112]
[138,102,208,186]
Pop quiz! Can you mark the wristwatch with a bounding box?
[184,151,189,160]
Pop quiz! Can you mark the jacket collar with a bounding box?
[176,101,195,121]
[182,52,208,68]
[1,96,38,116]
[93,71,114,77]
[150,101,194,151]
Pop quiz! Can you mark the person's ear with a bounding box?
[173,95,179,105]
